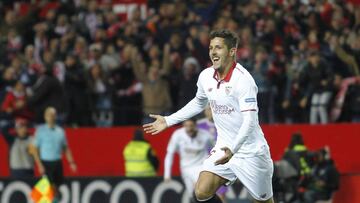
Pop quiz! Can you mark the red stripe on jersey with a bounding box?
[241,109,256,112]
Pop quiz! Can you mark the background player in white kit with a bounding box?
[164,118,214,202]
[144,29,274,203]
[197,105,228,203]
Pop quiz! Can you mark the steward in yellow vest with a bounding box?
[123,130,159,177]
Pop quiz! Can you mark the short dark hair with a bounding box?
[184,117,197,124]
[209,29,239,49]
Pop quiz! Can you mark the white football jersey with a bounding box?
[165,63,270,157]
[164,128,214,179]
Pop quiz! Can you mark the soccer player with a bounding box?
[144,29,274,203]
[164,118,214,201]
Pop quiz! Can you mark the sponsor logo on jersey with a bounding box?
[209,100,234,114]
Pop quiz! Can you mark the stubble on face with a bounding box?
[209,37,232,72]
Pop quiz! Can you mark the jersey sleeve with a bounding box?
[238,80,258,112]
[164,73,208,126]
[229,78,258,153]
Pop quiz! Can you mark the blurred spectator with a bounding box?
[283,132,312,178]
[110,44,142,125]
[99,44,121,74]
[27,66,66,124]
[0,0,359,125]
[1,80,33,123]
[274,132,313,202]
[0,67,17,104]
[131,44,172,124]
[87,63,113,127]
[175,57,200,109]
[282,53,307,123]
[31,107,77,201]
[1,119,34,178]
[343,81,360,122]
[63,54,91,127]
[123,129,159,177]
[250,47,271,123]
[164,118,214,200]
[185,25,211,68]
[299,51,334,124]
[301,147,340,203]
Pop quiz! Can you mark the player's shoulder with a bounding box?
[234,63,257,86]
[196,117,208,125]
[36,124,47,131]
[199,66,215,78]
[172,127,186,137]
[197,129,213,139]
[233,63,251,78]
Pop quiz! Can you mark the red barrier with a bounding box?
[1,124,360,177]
[333,175,360,203]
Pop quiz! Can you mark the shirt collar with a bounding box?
[213,62,237,82]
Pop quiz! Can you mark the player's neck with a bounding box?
[218,61,235,80]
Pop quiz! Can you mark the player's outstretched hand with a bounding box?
[214,147,233,165]
[143,114,168,135]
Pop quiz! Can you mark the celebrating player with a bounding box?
[144,29,274,203]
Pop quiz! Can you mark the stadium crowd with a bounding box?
[0,0,359,128]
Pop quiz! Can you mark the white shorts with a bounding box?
[181,165,202,195]
[202,146,274,201]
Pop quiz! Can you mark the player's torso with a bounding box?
[176,130,210,167]
[199,68,244,146]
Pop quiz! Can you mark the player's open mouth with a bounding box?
[212,57,220,62]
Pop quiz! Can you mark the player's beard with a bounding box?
[212,58,222,70]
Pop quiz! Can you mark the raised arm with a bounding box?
[160,43,171,76]
[130,46,148,82]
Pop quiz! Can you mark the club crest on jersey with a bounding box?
[208,88,213,92]
[225,86,232,95]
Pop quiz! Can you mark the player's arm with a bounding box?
[64,146,77,172]
[30,129,45,175]
[130,46,147,82]
[230,82,258,154]
[144,73,208,135]
[62,131,77,173]
[164,133,178,182]
[164,73,208,126]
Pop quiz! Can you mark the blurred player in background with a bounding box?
[144,29,274,203]
[164,118,214,202]
[197,105,228,202]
